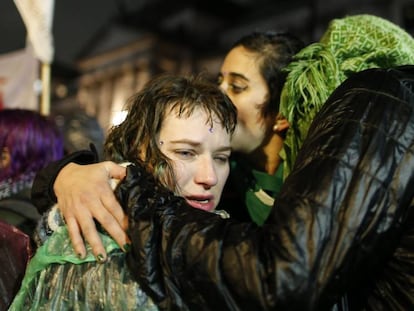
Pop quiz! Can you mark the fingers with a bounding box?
[101,162,128,231]
[64,215,87,259]
[54,161,129,262]
[95,161,130,248]
[60,192,109,261]
[92,210,130,255]
[73,214,107,263]
[104,161,127,180]
[78,195,130,260]
[99,190,131,241]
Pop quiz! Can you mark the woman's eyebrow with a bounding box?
[215,146,232,153]
[228,72,249,82]
[169,139,231,152]
[219,71,249,82]
[168,139,201,146]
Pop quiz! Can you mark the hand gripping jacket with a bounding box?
[121,66,414,310]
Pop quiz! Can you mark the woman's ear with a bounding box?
[1,147,11,169]
[272,116,290,133]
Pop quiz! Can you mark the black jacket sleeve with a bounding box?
[31,148,98,214]
[121,66,414,311]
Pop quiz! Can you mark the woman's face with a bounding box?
[158,107,232,212]
[218,45,270,153]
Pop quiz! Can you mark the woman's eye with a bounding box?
[214,155,230,164]
[175,150,195,159]
[229,84,247,94]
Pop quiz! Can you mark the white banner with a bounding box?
[0,46,39,110]
[13,0,55,64]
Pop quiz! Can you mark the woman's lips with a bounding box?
[184,195,215,212]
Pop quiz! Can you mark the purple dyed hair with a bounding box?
[0,109,64,181]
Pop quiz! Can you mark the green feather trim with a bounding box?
[279,14,414,179]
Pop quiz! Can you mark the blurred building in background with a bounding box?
[0,0,413,133]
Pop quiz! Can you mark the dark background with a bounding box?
[2,0,413,80]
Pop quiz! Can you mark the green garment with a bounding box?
[9,226,157,310]
[228,157,284,226]
[280,14,414,178]
[245,165,284,225]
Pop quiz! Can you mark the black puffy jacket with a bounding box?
[121,66,414,310]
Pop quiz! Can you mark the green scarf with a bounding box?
[280,14,414,178]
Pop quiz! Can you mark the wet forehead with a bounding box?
[161,108,229,140]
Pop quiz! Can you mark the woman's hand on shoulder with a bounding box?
[54,161,128,261]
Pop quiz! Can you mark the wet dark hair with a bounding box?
[232,31,305,117]
[105,73,237,189]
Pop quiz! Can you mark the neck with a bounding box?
[243,134,284,175]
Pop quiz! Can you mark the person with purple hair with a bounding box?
[0,108,64,239]
[0,108,64,309]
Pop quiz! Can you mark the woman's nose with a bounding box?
[218,81,227,94]
[194,157,218,188]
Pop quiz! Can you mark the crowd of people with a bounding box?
[0,108,64,309]
[2,13,414,311]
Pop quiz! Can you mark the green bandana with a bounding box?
[280,14,414,178]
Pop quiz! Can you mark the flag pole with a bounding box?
[40,62,51,115]
[13,0,55,115]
